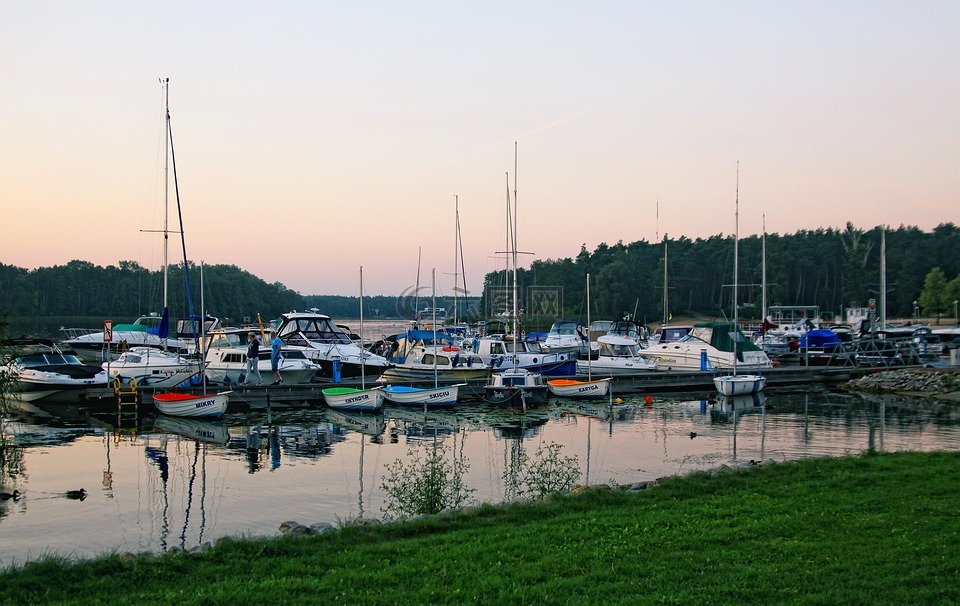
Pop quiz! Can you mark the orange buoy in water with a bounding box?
[645,395,653,404]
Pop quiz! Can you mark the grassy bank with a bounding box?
[2,451,958,605]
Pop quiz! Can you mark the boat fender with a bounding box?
[452,353,460,367]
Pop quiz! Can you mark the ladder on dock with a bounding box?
[114,377,139,430]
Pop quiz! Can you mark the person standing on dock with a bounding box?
[243,332,262,386]
[270,329,284,385]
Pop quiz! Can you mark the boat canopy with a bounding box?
[800,329,843,348]
[685,322,764,358]
[548,321,585,335]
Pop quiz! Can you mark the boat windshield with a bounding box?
[607,321,641,340]
[280,318,352,345]
[17,353,82,367]
[548,322,581,337]
[599,341,639,357]
[684,325,713,344]
[208,332,244,348]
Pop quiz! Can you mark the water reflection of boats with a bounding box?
[488,413,549,440]
[713,392,767,413]
[384,406,460,441]
[556,399,638,424]
[153,416,229,445]
[325,409,387,437]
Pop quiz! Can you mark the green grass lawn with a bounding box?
[2,451,958,605]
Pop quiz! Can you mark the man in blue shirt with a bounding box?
[270,330,284,385]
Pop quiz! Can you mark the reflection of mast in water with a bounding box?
[585,414,591,486]
[358,434,365,520]
[144,438,171,552]
[181,439,200,548]
[102,434,114,499]
[759,405,766,461]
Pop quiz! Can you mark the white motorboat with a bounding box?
[542,320,590,357]
[577,335,658,376]
[203,328,321,384]
[275,311,390,379]
[643,321,773,371]
[1,340,108,403]
[104,346,200,388]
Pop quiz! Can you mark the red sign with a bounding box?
[103,320,113,343]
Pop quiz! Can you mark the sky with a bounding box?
[2,2,957,297]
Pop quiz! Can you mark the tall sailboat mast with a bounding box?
[162,77,170,311]
[762,214,767,323]
[733,162,740,375]
[662,237,669,326]
[453,195,459,326]
[512,142,519,348]
[880,226,887,330]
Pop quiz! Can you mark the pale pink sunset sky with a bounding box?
[2,2,957,296]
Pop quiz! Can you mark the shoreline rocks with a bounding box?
[843,368,960,397]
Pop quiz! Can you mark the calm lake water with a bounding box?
[2,385,959,568]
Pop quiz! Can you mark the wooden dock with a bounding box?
[84,365,869,411]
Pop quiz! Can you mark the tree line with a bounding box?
[480,222,960,326]
[0,260,478,328]
[2,222,958,331]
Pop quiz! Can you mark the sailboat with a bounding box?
[548,273,611,398]
[714,163,767,396]
[154,263,230,419]
[322,267,385,412]
[383,269,464,408]
[106,78,202,389]
[484,147,548,408]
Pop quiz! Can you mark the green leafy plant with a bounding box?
[380,442,474,520]
[504,441,581,500]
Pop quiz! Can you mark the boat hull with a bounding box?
[576,359,657,376]
[382,384,461,408]
[713,374,767,396]
[153,416,230,444]
[547,378,611,399]
[484,385,549,407]
[322,386,385,412]
[153,392,230,418]
[377,365,490,383]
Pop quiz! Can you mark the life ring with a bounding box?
[442,346,460,352]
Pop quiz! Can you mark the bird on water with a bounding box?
[65,489,87,500]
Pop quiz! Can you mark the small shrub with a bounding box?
[380,443,474,520]
[504,441,581,500]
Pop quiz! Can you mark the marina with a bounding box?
[85,363,865,412]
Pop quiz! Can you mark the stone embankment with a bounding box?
[844,368,960,398]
